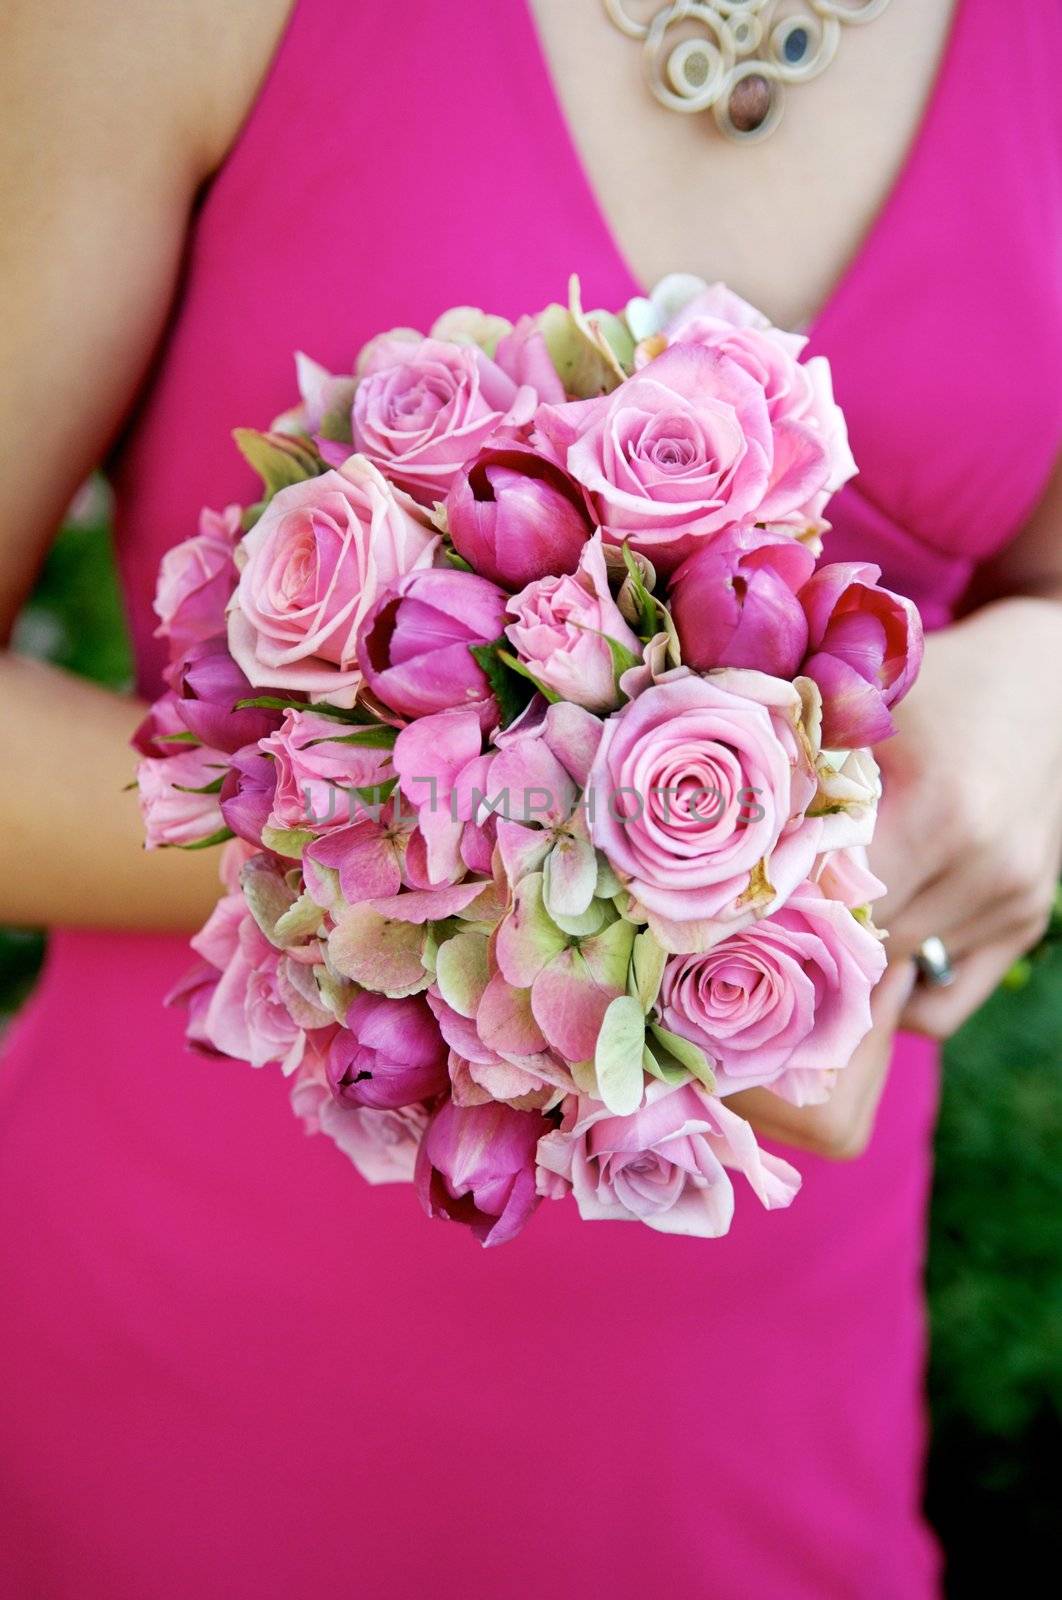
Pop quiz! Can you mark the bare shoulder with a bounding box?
[0,0,294,637]
[0,0,294,187]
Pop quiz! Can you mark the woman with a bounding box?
[1,1,1059,1595]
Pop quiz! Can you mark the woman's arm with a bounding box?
[0,0,291,931]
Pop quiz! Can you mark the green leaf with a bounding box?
[155,731,203,746]
[595,994,648,1115]
[172,774,226,795]
[495,647,560,704]
[306,724,397,749]
[469,641,539,726]
[177,827,235,851]
[234,696,370,723]
[648,1022,717,1092]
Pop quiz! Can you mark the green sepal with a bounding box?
[232,427,322,500]
[647,1021,717,1092]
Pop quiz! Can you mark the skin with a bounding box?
[2,0,1059,1157]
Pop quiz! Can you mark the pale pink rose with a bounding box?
[137,744,230,848]
[227,457,436,694]
[536,1081,800,1236]
[198,908,307,1073]
[505,535,643,712]
[260,708,394,835]
[586,669,821,952]
[812,845,886,909]
[659,879,886,1105]
[658,282,856,519]
[534,343,828,571]
[153,505,241,651]
[290,1073,428,1185]
[351,336,538,502]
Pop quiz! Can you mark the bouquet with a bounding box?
[136,274,922,1245]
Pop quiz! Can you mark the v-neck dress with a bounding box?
[2,3,1059,1596]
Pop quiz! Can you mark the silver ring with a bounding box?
[915,935,956,988]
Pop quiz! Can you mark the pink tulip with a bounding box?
[358,565,508,721]
[446,442,593,590]
[669,528,815,677]
[327,992,448,1110]
[799,562,924,746]
[415,1098,542,1246]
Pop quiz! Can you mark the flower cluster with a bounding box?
[137,275,922,1245]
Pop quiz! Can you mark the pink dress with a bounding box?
[2,3,1059,1595]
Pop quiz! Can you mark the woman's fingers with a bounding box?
[900,937,1028,1039]
[729,958,918,1160]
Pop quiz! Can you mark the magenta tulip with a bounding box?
[415,1098,542,1246]
[166,637,283,753]
[669,528,815,677]
[327,993,449,1110]
[219,745,277,848]
[358,566,507,721]
[799,562,924,747]
[445,442,593,591]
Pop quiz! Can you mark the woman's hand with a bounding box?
[870,595,1062,1039]
[726,957,917,1161]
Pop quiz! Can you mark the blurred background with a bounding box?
[2,483,1060,1588]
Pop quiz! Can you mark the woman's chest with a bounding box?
[527,0,957,330]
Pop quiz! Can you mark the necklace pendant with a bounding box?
[603,0,894,144]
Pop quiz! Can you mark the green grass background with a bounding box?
[3,496,1060,1586]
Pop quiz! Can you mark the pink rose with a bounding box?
[153,504,241,651]
[799,562,924,747]
[659,879,886,1105]
[260,708,394,835]
[227,457,436,695]
[291,1073,428,1185]
[415,1097,542,1246]
[351,336,538,502]
[586,669,820,952]
[505,535,642,712]
[659,282,856,523]
[534,343,829,571]
[536,1080,800,1236]
[196,906,312,1073]
[137,744,230,849]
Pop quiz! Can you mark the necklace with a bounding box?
[602,0,894,143]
